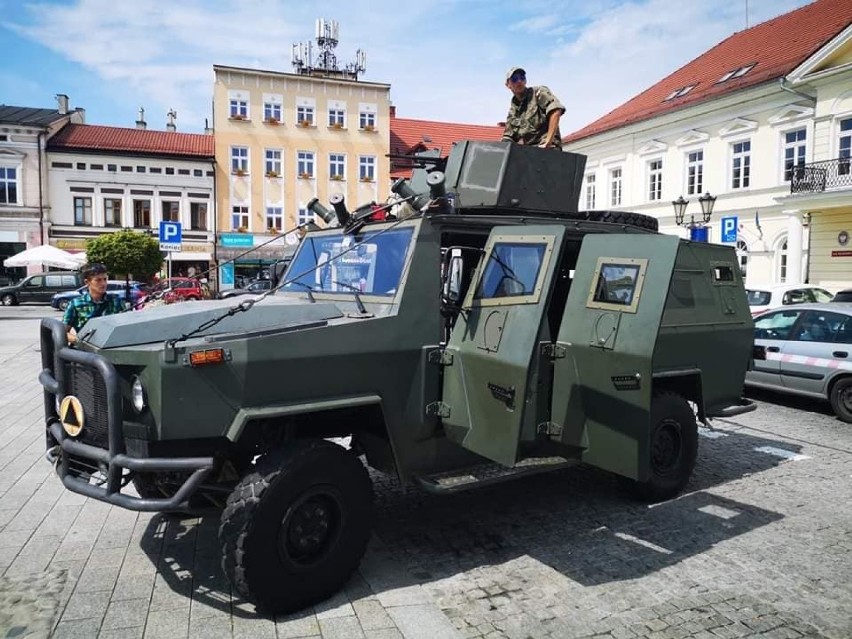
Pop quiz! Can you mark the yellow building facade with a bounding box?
[212,64,391,277]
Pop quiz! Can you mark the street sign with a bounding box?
[159,221,182,252]
[721,216,738,244]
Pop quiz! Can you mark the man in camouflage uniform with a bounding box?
[502,66,565,149]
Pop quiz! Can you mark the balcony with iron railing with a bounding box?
[790,157,852,194]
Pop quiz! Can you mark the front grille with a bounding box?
[66,362,110,448]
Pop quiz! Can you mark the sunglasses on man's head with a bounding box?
[510,73,526,83]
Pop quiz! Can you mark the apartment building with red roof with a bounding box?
[46,116,216,276]
[564,0,852,291]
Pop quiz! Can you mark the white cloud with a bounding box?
[4,0,812,133]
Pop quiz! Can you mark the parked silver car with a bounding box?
[746,302,852,422]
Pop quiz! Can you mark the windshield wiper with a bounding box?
[488,252,526,293]
[333,280,368,314]
[288,281,316,303]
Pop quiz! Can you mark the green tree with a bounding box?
[85,230,162,287]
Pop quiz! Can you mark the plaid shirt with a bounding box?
[62,290,124,331]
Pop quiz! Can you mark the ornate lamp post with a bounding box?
[672,193,717,241]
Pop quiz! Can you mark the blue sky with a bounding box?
[1,0,812,135]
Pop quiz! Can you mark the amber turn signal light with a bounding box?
[189,348,227,367]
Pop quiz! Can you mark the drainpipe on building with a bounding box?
[778,77,816,104]
[211,159,218,296]
[37,130,46,245]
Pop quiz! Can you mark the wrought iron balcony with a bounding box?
[790,157,852,194]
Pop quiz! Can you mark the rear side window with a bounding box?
[45,275,64,287]
[793,310,849,343]
[782,289,810,305]
[810,288,834,303]
[62,275,78,287]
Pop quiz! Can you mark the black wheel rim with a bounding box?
[841,385,852,413]
[278,485,343,568]
[651,419,682,475]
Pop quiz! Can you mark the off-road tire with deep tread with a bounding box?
[219,439,373,614]
[581,210,659,232]
[626,391,698,502]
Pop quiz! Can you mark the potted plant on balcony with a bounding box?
[298,119,312,128]
[265,170,280,178]
[265,117,279,125]
[234,168,247,177]
[330,122,344,130]
[299,172,313,179]
[362,124,375,132]
[236,226,248,233]
[360,176,374,183]
[230,113,246,121]
[330,174,345,181]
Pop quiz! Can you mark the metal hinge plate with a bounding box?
[541,343,567,359]
[536,421,563,437]
[428,349,454,366]
[425,401,452,418]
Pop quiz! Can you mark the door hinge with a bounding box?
[428,349,454,366]
[425,401,451,418]
[536,421,563,437]
[541,343,567,359]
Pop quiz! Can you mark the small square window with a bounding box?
[107,164,117,172]
[165,167,175,175]
[76,162,86,170]
[136,166,146,173]
[193,169,203,177]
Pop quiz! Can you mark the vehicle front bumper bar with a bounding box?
[39,317,214,512]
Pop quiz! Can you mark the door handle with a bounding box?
[833,351,848,358]
[767,346,780,352]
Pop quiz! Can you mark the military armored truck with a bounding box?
[39,140,755,614]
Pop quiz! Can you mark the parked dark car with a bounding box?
[51,280,148,311]
[0,271,83,306]
[831,289,852,303]
[219,279,273,299]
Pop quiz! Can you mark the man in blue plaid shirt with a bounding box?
[63,263,124,344]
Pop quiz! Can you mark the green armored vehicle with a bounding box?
[39,140,755,613]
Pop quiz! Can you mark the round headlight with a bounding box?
[131,376,147,413]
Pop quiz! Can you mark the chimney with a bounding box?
[56,94,69,115]
[389,104,396,118]
[204,117,213,135]
[166,108,177,132]
[136,106,147,130]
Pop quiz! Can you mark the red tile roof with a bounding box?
[390,116,504,178]
[48,124,214,158]
[565,0,852,143]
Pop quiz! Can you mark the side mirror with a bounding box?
[443,253,463,304]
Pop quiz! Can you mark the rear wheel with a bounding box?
[829,377,852,423]
[58,299,70,312]
[219,439,373,614]
[1,294,16,306]
[627,391,698,502]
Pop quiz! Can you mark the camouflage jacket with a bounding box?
[501,86,565,148]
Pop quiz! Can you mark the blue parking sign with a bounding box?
[721,216,738,244]
[159,221,182,252]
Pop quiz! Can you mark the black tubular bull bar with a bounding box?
[39,318,214,512]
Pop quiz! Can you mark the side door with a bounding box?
[441,225,564,466]
[20,276,43,303]
[751,309,803,388]
[779,309,850,395]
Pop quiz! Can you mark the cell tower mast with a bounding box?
[291,19,367,80]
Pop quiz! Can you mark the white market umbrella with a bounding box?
[3,245,86,270]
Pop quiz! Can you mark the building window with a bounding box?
[161,201,180,222]
[328,109,345,127]
[686,150,704,195]
[297,151,314,178]
[839,118,852,176]
[359,112,376,130]
[584,174,596,209]
[74,197,92,226]
[736,239,749,277]
[136,165,145,173]
[232,206,249,231]
[231,146,248,174]
[149,167,162,174]
[609,168,622,206]
[297,207,313,226]
[0,167,18,204]
[178,169,190,176]
[648,159,663,201]
[779,239,788,283]
[329,153,345,180]
[297,105,314,126]
[90,163,103,170]
[165,167,175,175]
[104,198,122,227]
[190,202,207,231]
[266,206,283,232]
[359,156,375,181]
[193,169,203,177]
[264,102,282,123]
[230,98,248,119]
[265,149,282,176]
[783,129,806,182]
[134,200,151,227]
[731,140,751,189]
[77,162,86,170]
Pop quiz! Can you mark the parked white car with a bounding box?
[745,283,834,317]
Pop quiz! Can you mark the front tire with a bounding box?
[1,294,16,306]
[58,299,70,311]
[219,439,373,613]
[628,391,698,502]
[829,377,852,423]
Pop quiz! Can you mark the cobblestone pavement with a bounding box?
[0,307,850,638]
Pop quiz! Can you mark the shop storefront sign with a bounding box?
[220,233,254,248]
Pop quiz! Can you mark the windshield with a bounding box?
[282,227,414,297]
[746,289,771,306]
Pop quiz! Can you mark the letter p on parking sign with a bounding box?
[159,221,182,252]
[721,216,738,244]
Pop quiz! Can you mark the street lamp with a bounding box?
[672,193,716,227]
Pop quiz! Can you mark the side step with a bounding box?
[413,456,576,494]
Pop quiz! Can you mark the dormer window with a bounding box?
[717,64,755,84]
[663,84,697,101]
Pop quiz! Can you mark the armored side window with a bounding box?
[710,261,737,285]
[586,257,648,314]
[469,236,555,307]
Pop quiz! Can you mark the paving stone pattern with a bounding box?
[0,314,850,638]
